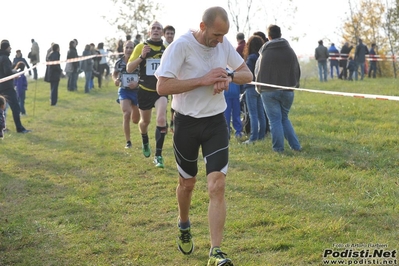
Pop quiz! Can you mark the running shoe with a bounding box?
[207,248,233,266]
[177,227,194,255]
[153,156,164,168]
[125,141,132,149]
[142,143,151,157]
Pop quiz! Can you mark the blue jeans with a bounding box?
[318,61,327,82]
[355,62,365,80]
[84,70,92,93]
[330,61,339,78]
[245,86,266,141]
[260,90,301,152]
[368,62,377,78]
[224,97,242,137]
[18,90,26,114]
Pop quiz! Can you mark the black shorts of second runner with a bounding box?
[173,112,229,179]
[118,88,138,105]
[137,87,167,110]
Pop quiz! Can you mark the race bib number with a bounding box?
[145,58,161,76]
[121,73,138,87]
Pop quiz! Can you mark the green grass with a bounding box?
[1,77,398,266]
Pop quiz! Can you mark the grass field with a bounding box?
[1,77,398,266]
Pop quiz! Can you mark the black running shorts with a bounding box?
[137,87,166,110]
[173,112,229,178]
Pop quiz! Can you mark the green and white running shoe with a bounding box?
[153,156,164,168]
[207,248,233,266]
[177,227,194,255]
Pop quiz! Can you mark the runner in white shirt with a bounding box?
[155,6,252,266]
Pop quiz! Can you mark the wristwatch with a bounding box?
[227,70,234,81]
[139,55,145,60]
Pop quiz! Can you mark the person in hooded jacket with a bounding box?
[255,25,301,152]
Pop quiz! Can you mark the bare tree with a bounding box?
[227,0,253,33]
[383,0,398,77]
[226,0,297,42]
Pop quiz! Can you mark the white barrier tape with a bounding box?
[301,54,397,62]
[330,53,396,58]
[250,81,399,101]
[0,52,122,84]
[0,68,35,84]
[328,57,395,61]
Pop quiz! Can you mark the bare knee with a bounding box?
[123,111,131,121]
[179,177,196,192]
[207,172,226,197]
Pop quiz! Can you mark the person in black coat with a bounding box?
[0,40,30,133]
[66,40,79,91]
[339,42,353,80]
[45,44,62,105]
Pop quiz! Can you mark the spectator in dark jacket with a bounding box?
[368,43,377,78]
[255,25,301,152]
[0,40,30,133]
[66,40,79,91]
[45,44,62,105]
[339,42,353,80]
[315,40,329,82]
[354,38,369,81]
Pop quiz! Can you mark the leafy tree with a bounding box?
[341,0,393,77]
[105,0,161,40]
[102,0,161,68]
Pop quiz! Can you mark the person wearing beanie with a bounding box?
[0,39,31,133]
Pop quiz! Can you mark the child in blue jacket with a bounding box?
[13,62,28,115]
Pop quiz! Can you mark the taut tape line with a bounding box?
[250,81,399,101]
[0,52,122,84]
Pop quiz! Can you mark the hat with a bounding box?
[1,40,10,50]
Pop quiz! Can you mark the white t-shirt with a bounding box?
[99,49,108,65]
[155,30,244,118]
